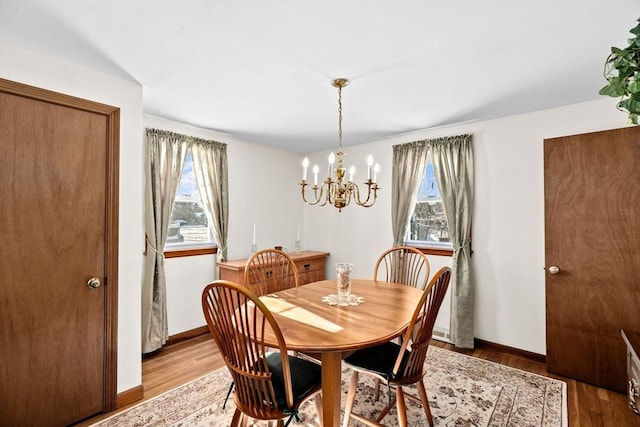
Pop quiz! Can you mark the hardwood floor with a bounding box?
[78,334,640,426]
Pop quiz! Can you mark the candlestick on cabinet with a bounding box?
[295,225,302,252]
[251,224,257,254]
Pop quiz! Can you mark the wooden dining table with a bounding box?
[258,279,424,427]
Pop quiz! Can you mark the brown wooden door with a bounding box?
[0,80,119,426]
[544,126,640,392]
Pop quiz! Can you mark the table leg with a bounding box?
[320,352,343,427]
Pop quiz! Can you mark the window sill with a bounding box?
[164,245,217,258]
[407,244,453,257]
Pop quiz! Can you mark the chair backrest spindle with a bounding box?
[244,249,300,296]
[374,246,431,289]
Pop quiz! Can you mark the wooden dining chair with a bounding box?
[373,246,431,290]
[202,280,323,427]
[371,246,432,398]
[342,267,451,427]
[244,249,300,296]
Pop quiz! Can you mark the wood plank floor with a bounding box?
[77,334,640,426]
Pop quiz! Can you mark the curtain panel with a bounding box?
[142,129,189,353]
[430,134,474,348]
[191,139,229,262]
[142,129,228,354]
[391,141,429,245]
[392,134,474,349]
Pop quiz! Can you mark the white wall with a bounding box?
[305,97,627,354]
[143,115,303,335]
[1,43,144,393]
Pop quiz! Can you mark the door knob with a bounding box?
[87,277,101,289]
[548,266,560,275]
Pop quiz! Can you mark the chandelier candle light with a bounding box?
[300,78,380,212]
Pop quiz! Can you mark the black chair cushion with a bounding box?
[344,342,410,381]
[265,352,322,409]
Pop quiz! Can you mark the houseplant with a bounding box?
[599,18,640,124]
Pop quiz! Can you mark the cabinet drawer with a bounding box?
[295,258,324,273]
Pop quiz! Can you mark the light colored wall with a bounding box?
[1,42,144,393]
[143,115,303,335]
[305,97,627,354]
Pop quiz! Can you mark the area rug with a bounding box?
[91,346,567,426]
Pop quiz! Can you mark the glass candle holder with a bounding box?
[336,262,353,306]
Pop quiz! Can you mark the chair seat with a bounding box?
[344,342,410,381]
[265,352,322,408]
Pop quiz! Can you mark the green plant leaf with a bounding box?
[600,79,626,97]
[601,19,640,114]
[600,85,620,97]
[628,98,640,113]
[618,98,640,114]
[618,55,638,68]
[618,98,630,111]
[628,80,640,93]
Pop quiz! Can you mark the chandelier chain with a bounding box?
[337,85,343,150]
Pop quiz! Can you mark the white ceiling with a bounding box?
[1,1,638,152]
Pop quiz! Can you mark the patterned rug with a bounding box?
[91,346,567,426]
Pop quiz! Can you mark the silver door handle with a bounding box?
[548,266,560,275]
[87,277,101,289]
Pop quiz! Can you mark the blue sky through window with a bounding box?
[417,163,440,200]
[178,152,197,197]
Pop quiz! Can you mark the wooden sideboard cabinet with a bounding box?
[217,250,330,286]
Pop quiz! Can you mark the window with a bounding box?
[406,154,451,248]
[166,150,215,249]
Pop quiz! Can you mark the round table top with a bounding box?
[258,279,424,353]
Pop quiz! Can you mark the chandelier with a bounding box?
[300,78,380,212]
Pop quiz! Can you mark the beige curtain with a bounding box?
[391,141,429,245]
[191,139,229,262]
[430,134,474,348]
[142,129,188,354]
